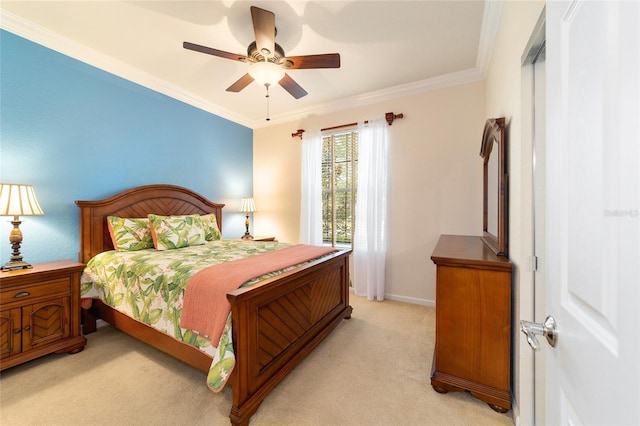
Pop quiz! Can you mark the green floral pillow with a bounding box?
[148,214,206,251]
[106,216,154,251]
[201,213,222,241]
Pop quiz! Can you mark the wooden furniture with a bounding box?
[76,184,352,426]
[250,236,275,241]
[430,235,512,412]
[236,236,276,242]
[0,260,87,370]
[480,117,508,256]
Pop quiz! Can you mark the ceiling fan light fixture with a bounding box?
[248,61,285,87]
[184,6,339,99]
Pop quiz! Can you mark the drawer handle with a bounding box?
[13,291,31,298]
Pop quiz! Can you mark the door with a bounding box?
[545,1,639,424]
[0,307,22,358]
[25,298,70,350]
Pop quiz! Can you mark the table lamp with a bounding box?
[239,197,256,240]
[0,183,44,271]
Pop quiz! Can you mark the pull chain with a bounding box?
[265,83,271,121]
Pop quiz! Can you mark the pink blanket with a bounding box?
[180,244,336,343]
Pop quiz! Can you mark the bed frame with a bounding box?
[76,184,352,426]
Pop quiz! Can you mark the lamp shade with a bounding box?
[248,61,285,87]
[239,197,256,213]
[0,184,44,217]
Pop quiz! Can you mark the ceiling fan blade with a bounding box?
[281,53,341,69]
[226,74,255,92]
[251,6,276,58]
[279,73,308,99]
[183,41,247,62]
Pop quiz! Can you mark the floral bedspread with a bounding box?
[80,239,291,392]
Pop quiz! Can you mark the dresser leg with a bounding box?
[488,403,509,414]
[432,385,448,394]
[431,378,464,394]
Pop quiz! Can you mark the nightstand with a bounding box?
[0,260,87,370]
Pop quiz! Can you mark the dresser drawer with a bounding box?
[0,278,70,305]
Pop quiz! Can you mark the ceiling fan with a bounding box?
[183,5,341,100]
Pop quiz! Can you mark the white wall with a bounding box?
[253,80,485,305]
[484,1,546,425]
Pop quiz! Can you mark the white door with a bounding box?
[545,1,640,424]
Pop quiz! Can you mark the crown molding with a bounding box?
[476,0,504,76]
[254,67,485,128]
[2,2,502,130]
[0,10,253,129]
[250,0,503,128]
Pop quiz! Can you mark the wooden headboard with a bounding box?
[76,184,225,263]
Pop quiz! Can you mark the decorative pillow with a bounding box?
[106,216,154,251]
[148,214,206,250]
[201,213,222,241]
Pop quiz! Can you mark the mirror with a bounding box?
[480,117,507,256]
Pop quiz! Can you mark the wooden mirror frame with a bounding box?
[480,117,508,256]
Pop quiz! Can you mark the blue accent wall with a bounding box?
[0,30,253,264]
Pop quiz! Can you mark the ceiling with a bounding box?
[0,1,500,129]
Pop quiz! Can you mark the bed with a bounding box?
[77,184,352,426]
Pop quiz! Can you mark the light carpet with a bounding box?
[0,296,514,426]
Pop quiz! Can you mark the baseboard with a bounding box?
[512,394,520,426]
[385,293,436,307]
[349,287,435,307]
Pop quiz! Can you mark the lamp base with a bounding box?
[242,213,253,240]
[2,259,33,271]
[4,220,33,271]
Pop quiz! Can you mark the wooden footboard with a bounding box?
[227,249,352,426]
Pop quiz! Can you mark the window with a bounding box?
[321,130,358,247]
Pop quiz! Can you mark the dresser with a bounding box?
[0,260,87,370]
[430,235,512,412]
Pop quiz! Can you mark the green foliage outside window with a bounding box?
[322,131,358,246]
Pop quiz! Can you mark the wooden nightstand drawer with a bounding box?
[1,278,70,306]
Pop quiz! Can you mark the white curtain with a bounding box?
[299,129,323,245]
[354,118,389,301]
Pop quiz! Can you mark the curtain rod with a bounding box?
[291,112,404,139]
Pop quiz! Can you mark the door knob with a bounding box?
[520,315,558,351]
